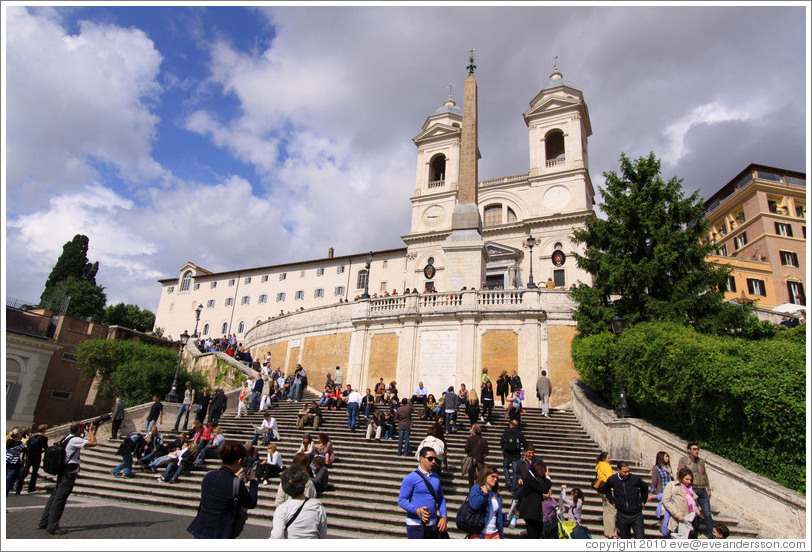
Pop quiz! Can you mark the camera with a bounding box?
[85,413,112,429]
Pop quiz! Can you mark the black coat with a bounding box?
[210,392,227,414]
[187,467,258,538]
[518,470,552,521]
[602,473,648,514]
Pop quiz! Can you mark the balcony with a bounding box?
[545,157,566,168]
[427,179,445,189]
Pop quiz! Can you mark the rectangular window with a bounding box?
[51,390,72,400]
[795,204,805,219]
[244,277,252,285]
[167,286,174,294]
[207,299,215,308]
[316,268,324,276]
[725,276,736,293]
[382,260,388,268]
[62,353,77,362]
[193,283,200,290]
[337,266,345,274]
[775,222,793,237]
[295,291,304,300]
[780,251,799,267]
[228,279,235,286]
[737,211,746,224]
[335,286,345,296]
[241,296,250,305]
[279,273,286,281]
[553,269,565,287]
[746,278,766,296]
[314,288,324,298]
[733,233,748,249]
[380,281,387,292]
[768,200,779,214]
[717,245,727,257]
[261,275,269,283]
[300,271,306,278]
[788,282,805,305]
[276,292,286,302]
[210,282,217,289]
[225,298,234,306]
[357,271,368,290]
[718,222,727,237]
[259,294,268,303]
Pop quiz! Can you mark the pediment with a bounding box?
[413,123,461,144]
[484,241,522,261]
[524,95,581,119]
[179,262,212,277]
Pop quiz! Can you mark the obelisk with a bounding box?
[443,51,486,291]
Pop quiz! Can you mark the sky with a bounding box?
[3,3,809,314]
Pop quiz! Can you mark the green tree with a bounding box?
[40,234,107,320]
[571,152,766,337]
[75,339,207,407]
[104,302,156,333]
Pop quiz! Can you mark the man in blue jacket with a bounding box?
[398,447,448,538]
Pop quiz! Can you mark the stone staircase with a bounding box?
[52,392,758,539]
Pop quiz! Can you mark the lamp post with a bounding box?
[192,304,203,338]
[360,251,372,299]
[166,330,190,403]
[610,315,632,418]
[525,234,537,289]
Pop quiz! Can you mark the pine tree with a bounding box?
[40,234,106,320]
[571,152,748,336]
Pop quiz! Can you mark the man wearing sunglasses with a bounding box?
[398,447,448,538]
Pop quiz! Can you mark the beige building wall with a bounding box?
[301,333,352,393]
[367,333,399,393]
[547,325,579,407]
[481,330,518,380]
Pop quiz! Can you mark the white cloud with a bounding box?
[5,7,166,213]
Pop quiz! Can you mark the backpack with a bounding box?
[500,432,520,453]
[42,435,76,475]
[455,496,486,534]
[5,442,25,466]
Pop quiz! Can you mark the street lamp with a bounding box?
[610,315,632,418]
[360,251,372,299]
[192,304,203,338]
[525,234,537,289]
[166,330,190,403]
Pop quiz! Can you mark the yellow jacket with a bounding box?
[596,461,613,483]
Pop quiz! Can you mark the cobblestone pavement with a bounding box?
[3,489,288,541]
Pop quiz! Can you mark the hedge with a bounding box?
[572,322,806,493]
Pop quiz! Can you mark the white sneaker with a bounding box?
[486,422,492,426]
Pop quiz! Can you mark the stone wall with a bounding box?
[368,333,399,392]
[301,333,352,393]
[481,330,518,381]
[569,380,806,539]
[547,324,578,407]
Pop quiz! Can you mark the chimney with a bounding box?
[328,247,334,259]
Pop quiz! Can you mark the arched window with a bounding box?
[180,271,193,292]
[484,205,501,226]
[238,321,245,333]
[429,154,446,184]
[202,323,209,336]
[545,130,565,163]
[221,322,228,335]
[255,319,262,327]
[507,207,517,223]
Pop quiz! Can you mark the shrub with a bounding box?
[573,321,806,493]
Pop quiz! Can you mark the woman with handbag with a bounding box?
[463,424,489,486]
[595,451,617,538]
[663,467,700,539]
[270,466,327,538]
[186,441,258,538]
[466,465,504,539]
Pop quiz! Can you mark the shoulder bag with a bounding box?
[231,476,249,538]
[283,497,310,538]
[414,470,450,539]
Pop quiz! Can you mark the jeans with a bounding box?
[195,445,221,464]
[6,465,20,496]
[540,395,549,416]
[162,459,190,483]
[616,510,645,539]
[398,428,411,455]
[482,401,494,423]
[39,470,78,531]
[502,455,521,494]
[444,410,457,433]
[145,419,157,433]
[318,397,329,407]
[406,524,440,539]
[173,403,191,431]
[111,451,133,476]
[363,403,374,417]
[292,383,304,402]
[347,402,359,428]
[250,391,261,409]
[694,487,715,538]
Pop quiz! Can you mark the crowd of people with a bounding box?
[8,359,734,541]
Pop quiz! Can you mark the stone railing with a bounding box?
[427,179,445,189]
[569,380,806,539]
[479,172,529,189]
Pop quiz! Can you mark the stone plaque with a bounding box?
[418,330,457,396]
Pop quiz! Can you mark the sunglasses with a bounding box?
[424,456,437,462]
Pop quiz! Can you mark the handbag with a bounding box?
[460,456,475,477]
[230,476,248,538]
[591,476,605,492]
[455,496,486,534]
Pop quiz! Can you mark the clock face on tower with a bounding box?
[422,205,444,227]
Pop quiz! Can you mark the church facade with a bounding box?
[154,65,596,406]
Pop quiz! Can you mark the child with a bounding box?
[541,487,559,539]
[713,522,730,539]
[559,485,584,525]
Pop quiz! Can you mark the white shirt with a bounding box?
[414,386,427,397]
[347,391,362,405]
[64,435,88,472]
[483,495,499,534]
[270,498,327,539]
[266,451,283,468]
[259,418,279,440]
